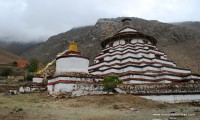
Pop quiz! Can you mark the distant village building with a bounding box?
[19,70,46,93]
[17,59,28,68]
[47,42,101,95]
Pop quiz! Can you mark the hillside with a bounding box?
[173,21,200,33]
[21,17,200,74]
[0,49,21,64]
[0,41,42,56]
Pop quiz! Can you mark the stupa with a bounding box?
[89,18,200,84]
[19,71,46,93]
[47,42,101,95]
[32,70,44,83]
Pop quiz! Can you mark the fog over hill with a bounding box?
[17,17,200,74]
[0,41,42,56]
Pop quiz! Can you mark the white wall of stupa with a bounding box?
[47,42,102,95]
[32,77,43,83]
[56,56,89,74]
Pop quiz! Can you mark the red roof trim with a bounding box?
[56,55,89,60]
[89,61,174,71]
[92,70,192,77]
[102,41,156,51]
[96,51,164,60]
[48,80,98,85]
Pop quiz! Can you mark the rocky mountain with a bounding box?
[173,21,200,33]
[0,49,21,64]
[21,17,200,74]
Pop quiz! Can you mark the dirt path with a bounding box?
[0,93,199,120]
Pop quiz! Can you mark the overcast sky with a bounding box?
[0,0,199,42]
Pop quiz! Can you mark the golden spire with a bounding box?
[36,70,41,77]
[68,41,78,52]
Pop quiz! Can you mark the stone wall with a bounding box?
[7,76,24,81]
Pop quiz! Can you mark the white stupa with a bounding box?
[55,42,89,75]
[32,71,44,83]
[89,18,200,84]
[47,42,101,95]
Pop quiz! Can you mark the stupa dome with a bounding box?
[55,42,89,75]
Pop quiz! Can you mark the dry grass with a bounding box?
[0,93,199,120]
[0,49,20,64]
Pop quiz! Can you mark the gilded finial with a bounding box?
[68,41,78,52]
[36,70,41,77]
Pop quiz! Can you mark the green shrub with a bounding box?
[25,58,39,72]
[103,75,123,91]
[26,74,34,81]
[1,67,13,76]
[12,61,18,66]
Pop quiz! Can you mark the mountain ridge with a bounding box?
[1,17,199,73]
[172,21,200,32]
[21,17,200,74]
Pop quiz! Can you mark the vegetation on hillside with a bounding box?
[25,58,39,73]
[26,74,34,81]
[24,58,39,80]
[0,67,13,76]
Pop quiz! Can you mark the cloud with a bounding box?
[0,0,199,42]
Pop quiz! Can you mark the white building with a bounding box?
[47,42,102,95]
[32,77,43,83]
[89,18,200,84]
[19,71,46,93]
[46,18,200,102]
[88,18,200,102]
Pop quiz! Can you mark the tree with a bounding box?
[26,74,34,81]
[103,75,123,92]
[1,67,13,76]
[25,58,39,72]
[12,61,18,66]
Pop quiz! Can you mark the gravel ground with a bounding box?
[0,93,199,120]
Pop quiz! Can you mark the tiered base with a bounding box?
[47,72,102,95]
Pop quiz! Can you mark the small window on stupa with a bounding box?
[113,57,118,60]
[104,50,109,53]
[109,43,113,47]
[94,68,99,71]
[155,54,161,59]
[125,38,131,44]
[99,58,104,62]
[144,40,148,44]
[149,46,155,50]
